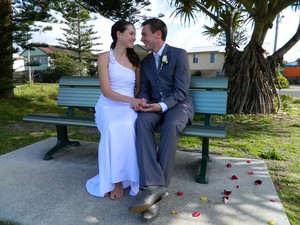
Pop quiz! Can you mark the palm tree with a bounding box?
[170,0,300,114]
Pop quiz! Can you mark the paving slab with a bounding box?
[0,138,290,225]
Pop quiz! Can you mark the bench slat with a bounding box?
[182,125,226,138]
[59,76,100,87]
[190,77,228,89]
[23,114,96,127]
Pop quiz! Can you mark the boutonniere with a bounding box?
[160,55,168,70]
[161,55,168,65]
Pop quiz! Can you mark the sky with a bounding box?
[32,0,300,62]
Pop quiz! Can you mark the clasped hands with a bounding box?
[130,98,162,112]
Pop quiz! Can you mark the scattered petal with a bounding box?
[247,160,251,163]
[192,212,201,217]
[200,196,207,201]
[176,191,183,196]
[224,190,232,196]
[268,220,275,225]
[236,185,240,188]
[231,175,238,180]
[223,196,230,204]
[270,199,276,202]
[171,210,179,214]
[248,171,254,175]
[255,180,262,185]
[226,163,232,168]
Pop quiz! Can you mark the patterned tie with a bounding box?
[154,53,160,69]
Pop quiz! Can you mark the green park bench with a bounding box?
[23,75,228,184]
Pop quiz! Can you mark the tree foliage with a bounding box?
[53,0,102,76]
[78,0,151,23]
[0,0,55,97]
[43,52,85,82]
[0,0,151,98]
[170,0,300,114]
[55,1,102,58]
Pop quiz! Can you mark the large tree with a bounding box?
[170,0,300,114]
[54,1,102,75]
[55,1,101,61]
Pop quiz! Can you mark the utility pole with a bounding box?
[273,14,284,53]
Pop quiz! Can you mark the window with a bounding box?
[39,57,48,64]
[210,53,217,63]
[193,54,199,63]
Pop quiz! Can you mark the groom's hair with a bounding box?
[142,18,168,41]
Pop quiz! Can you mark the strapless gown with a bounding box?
[86,50,139,197]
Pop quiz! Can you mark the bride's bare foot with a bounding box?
[110,182,123,200]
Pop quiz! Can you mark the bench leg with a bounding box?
[197,137,209,184]
[43,125,80,160]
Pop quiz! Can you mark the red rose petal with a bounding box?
[224,189,232,196]
[231,175,238,180]
[248,171,254,175]
[226,163,232,168]
[270,199,276,202]
[176,191,183,196]
[247,160,251,163]
[192,212,201,217]
[255,180,262,185]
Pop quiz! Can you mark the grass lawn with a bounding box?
[0,83,299,225]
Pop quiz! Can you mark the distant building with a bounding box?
[20,45,94,75]
[187,44,272,77]
[13,54,26,81]
[187,46,226,77]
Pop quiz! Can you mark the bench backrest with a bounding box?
[189,76,228,115]
[57,76,101,108]
[57,76,228,115]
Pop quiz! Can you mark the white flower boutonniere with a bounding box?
[160,55,168,70]
[161,55,168,65]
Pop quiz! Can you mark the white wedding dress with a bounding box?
[86,50,139,197]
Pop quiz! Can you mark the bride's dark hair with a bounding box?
[110,20,140,67]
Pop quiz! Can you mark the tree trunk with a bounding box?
[224,43,278,114]
[0,0,14,98]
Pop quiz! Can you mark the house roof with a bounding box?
[187,46,226,54]
[20,45,95,58]
[38,45,94,58]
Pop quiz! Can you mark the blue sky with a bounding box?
[32,1,299,62]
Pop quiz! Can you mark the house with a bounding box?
[187,46,226,77]
[19,45,95,77]
[18,44,149,79]
[13,54,26,81]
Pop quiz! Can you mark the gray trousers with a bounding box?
[136,104,190,187]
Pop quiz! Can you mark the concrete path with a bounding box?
[0,138,290,225]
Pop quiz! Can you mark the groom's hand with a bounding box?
[138,103,162,112]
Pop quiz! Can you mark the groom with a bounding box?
[129,18,194,221]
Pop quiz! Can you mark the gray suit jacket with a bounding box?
[139,44,194,123]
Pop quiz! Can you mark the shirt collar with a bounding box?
[153,43,166,57]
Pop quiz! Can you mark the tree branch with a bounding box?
[272,20,300,58]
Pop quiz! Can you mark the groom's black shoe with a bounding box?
[142,203,160,221]
[129,186,167,213]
